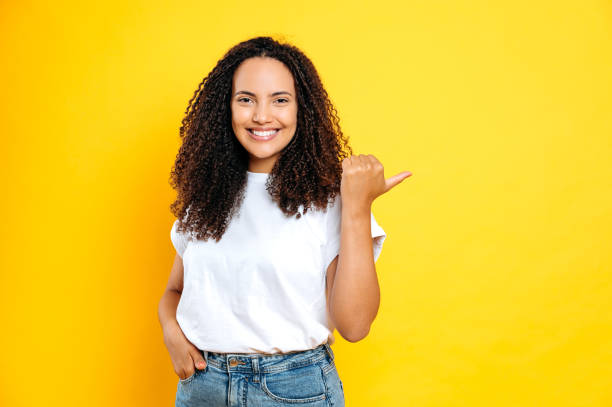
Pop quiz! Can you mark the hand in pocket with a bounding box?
[163,323,207,380]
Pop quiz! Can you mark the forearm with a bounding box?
[158,289,182,338]
[329,203,380,341]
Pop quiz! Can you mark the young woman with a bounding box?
[158,36,411,406]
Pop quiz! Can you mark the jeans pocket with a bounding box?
[179,351,209,385]
[178,363,208,385]
[261,363,327,403]
[178,370,197,385]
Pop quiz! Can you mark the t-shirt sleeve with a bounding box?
[322,194,387,271]
[170,220,189,258]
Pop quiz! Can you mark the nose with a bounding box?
[253,103,271,123]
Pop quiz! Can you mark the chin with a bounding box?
[243,139,291,156]
[246,148,282,160]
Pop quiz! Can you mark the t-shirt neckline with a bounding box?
[247,170,269,182]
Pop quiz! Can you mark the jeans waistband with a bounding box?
[201,343,335,374]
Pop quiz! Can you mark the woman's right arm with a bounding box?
[158,253,207,379]
[158,253,184,337]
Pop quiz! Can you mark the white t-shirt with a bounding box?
[170,170,386,354]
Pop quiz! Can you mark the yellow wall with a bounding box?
[1,1,610,406]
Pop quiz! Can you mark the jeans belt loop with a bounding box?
[324,342,335,362]
[252,357,260,383]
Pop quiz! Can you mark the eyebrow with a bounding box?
[234,90,293,97]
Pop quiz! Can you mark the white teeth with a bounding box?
[252,130,278,137]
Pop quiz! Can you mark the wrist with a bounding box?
[342,199,372,217]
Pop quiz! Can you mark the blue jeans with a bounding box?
[175,343,345,406]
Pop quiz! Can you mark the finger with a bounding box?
[359,154,372,170]
[192,351,207,369]
[366,154,379,165]
[384,171,412,192]
[342,156,352,168]
[355,154,365,168]
[182,367,195,380]
[181,355,196,378]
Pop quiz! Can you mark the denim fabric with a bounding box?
[175,343,345,406]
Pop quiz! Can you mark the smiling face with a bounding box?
[231,56,298,173]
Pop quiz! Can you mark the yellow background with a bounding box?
[1,0,610,406]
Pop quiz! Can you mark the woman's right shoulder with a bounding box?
[170,219,195,258]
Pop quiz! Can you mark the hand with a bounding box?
[163,323,207,380]
[341,154,412,208]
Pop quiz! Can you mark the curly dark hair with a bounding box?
[170,36,352,242]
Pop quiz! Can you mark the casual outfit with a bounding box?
[170,170,386,406]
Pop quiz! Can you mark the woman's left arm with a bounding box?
[328,154,411,342]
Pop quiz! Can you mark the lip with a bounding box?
[248,128,279,141]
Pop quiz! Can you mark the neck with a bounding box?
[248,155,278,173]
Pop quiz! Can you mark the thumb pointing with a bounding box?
[385,171,412,192]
